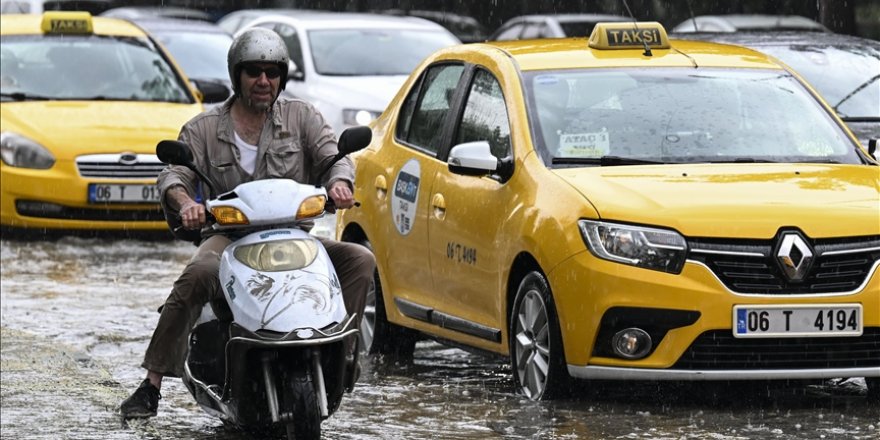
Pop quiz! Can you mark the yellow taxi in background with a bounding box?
[0,12,204,234]
[338,22,880,400]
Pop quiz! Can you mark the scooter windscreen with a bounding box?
[218,228,348,333]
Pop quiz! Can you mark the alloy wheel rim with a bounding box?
[514,289,550,399]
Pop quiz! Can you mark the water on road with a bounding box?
[1,237,877,439]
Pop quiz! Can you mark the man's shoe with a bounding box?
[120,379,161,419]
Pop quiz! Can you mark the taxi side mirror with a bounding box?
[448,141,496,176]
[869,139,877,160]
[191,79,230,104]
[448,140,515,182]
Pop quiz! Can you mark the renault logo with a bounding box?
[118,153,138,165]
[775,232,814,281]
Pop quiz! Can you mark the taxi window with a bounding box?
[0,35,192,103]
[397,63,464,155]
[456,69,511,160]
[525,68,863,165]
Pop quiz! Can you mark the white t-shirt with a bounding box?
[233,131,258,175]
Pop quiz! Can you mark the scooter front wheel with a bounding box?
[283,365,321,440]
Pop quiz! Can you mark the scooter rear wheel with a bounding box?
[283,365,321,440]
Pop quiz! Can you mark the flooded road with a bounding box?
[1,237,877,439]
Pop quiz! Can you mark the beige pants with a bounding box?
[141,234,374,377]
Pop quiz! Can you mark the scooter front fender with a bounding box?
[219,228,347,333]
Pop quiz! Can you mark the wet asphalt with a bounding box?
[1,236,877,439]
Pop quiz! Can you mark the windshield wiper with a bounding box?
[840,116,880,122]
[552,156,665,166]
[792,159,843,164]
[708,158,777,163]
[0,92,53,101]
[832,74,879,115]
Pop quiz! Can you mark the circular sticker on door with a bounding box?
[391,159,420,236]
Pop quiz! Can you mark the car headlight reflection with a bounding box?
[342,109,380,126]
[233,238,319,272]
[0,132,55,169]
[579,220,687,273]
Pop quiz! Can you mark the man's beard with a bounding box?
[244,93,273,112]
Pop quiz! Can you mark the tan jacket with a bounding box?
[157,96,354,218]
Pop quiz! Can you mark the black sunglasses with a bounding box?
[242,64,283,79]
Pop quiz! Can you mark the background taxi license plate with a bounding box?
[88,184,160,204]
[733,304,862,338]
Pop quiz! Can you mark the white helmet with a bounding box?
[227,28,289,98]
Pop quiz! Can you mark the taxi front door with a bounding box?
[426,68,513,349]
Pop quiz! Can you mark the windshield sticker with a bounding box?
[557,129,610,157]
[392,159,420,236]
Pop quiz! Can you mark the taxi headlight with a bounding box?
[233,238,319,271]
[342,109,380,126]
[579,220,687,273]
[212,206,249,225]
[0,132,55,169]
[296,195,326,220]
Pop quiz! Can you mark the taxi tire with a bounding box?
[358,240,418,360]
[509,271,570,400]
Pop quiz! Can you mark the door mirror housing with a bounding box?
[191,79,231,104]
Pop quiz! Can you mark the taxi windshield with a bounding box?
[0,35,193,103]
[525,68,865,166]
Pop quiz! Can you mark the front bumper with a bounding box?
[0,160,165,231]
[569,365,880,381]
[548,250,880,380]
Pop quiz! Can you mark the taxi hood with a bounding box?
[555,163,880,239]
[1,101,202,160]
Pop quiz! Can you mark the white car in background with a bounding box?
[237,11,460,135]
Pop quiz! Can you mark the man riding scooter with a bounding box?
[120,27,375,419]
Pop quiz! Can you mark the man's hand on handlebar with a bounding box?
[327,180,354,211]
[179,200,206,230]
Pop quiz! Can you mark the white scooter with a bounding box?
[155,126,371,440]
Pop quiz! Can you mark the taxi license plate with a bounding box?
[733,304,862,338]
[88,184,160,204]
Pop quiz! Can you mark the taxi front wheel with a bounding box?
[509,271,571,400]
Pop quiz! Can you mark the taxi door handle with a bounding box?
[374,175,387,200]
[431,193,446,220]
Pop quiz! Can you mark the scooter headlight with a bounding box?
[233,239,319,272]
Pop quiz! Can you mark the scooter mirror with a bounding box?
[157,140,194,166]
[337,126,372,155]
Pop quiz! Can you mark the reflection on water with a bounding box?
[1,238,877,439]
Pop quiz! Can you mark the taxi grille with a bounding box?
[76,154,166,179]
[673,328,880,370]
[687,236,880,295]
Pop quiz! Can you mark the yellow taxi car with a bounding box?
[0,11,205,234]
[338,22,880,400]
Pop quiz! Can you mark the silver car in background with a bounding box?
[238,11,460,135]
